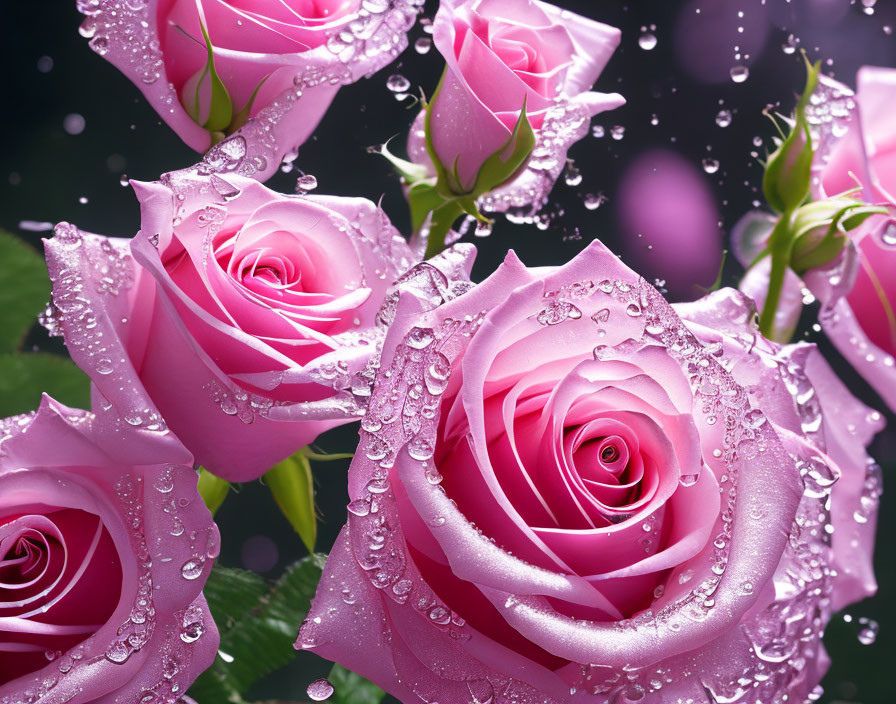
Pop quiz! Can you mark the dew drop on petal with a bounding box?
[181,558,203,580]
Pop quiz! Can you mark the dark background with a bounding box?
[2,1,896,702]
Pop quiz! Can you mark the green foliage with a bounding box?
[188,556,326,704]
[0,231,51,354]
[327,664,386,704]
[264,451,318,554]
[0,354,90,417]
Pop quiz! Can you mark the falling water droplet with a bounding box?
[610,125,626,141]
[583,192,606,211]
[638,27,657,50]
[858,618,879,645]
[715,109,732,128]
[307,679,335,701]
[782,33,798,55]
[702,158,720,174]
[386,74,411,93]
[297,174,318,192]
[730,65,750,83]
[414,37,432,54]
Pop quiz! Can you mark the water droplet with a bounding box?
[296,174,318,192]
[650,113,659,126]
[610,125,625,141]
[474,220,493,238]
[564,162,582,186]
[37,55,54,73]
[386,74,411,93]
[858,618,879,645]
[638,29,658,51]
[414,37,432,54]
[307,679,335,701]
[880,222,896,246]
[592,125,605,138]
[730,65,749,83]
[181,558,204,580]
[583,192,606,211]
[782,33,798,55]
[702,158,720,174]
[715,109,732,128]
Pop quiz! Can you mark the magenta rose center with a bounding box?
[0,509,122,686]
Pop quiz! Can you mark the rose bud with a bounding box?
[75,0,421,181]
[300,241,881,703]
[0,396,219,702]
[397,0,623,254]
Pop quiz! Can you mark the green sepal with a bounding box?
[379,137,432,184]
[197,467,230,516]
[192,19,233,133]
[228,74,270,134]
[468,103,536,197]
[264,450,317,554]
[762,55,820,214]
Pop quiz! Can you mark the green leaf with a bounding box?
[264,451,317,554]
[762,56,820,213]
[198,467,230,516]
[202,565,268,635]
[0,231,51,354]
[198,19,233,133]
[0,353,90,416]
[327,664,386,704]
[188,556,326,704]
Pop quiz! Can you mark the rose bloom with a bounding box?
[77,0,419,180]
[45,176,415,481]
[0,396,218,702]
[814,66,896,412]
[299,242,882,703]
[406,0,623,210]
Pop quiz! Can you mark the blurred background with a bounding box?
[1,0,895,701]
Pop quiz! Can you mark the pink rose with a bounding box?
[299,241,881,703]
[76,0,420,181]
[44,176,416,481]
[811,67,896,411]
[406,0,623,210]
[0,396,219,702]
